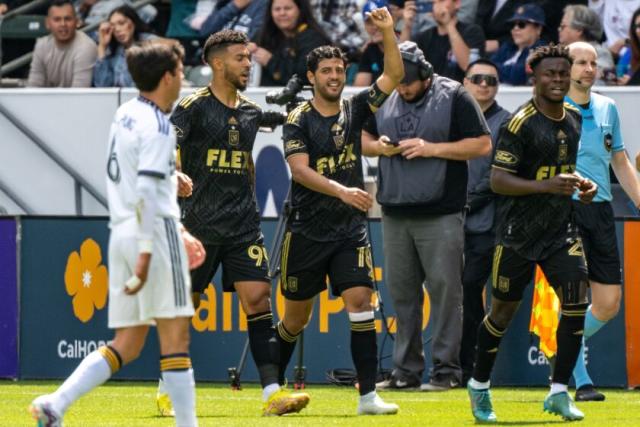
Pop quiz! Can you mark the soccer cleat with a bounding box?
[575,385,605,402]
[156,389,175,417]
[467,383,497,423]
[544,391,584,421]
[357,392,399,415]
[29,395,63,427]
[262,388,310,416]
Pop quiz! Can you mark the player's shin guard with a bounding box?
[247,311,280,388]
[276,321,300,385]
[160,353,198,427]
[553,304,588,385]
[471,316,506,383]
[349,311,377,396]
[50,345,121,415]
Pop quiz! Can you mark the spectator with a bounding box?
[199,0,267,40]
[250,0,330,86]
[165,0,211,66]
[558,4,614,85]
[27,0,97,88]
[622,7,640,85]
[589,0,640,57]
[93,5,157,87]
[491,3,545,86]
[362,41,491,392]
[409,0,479,39]
[310,0,367,58]
[354,0,394,86]
[413,0,485,82]
[75,0,157,26]
[459,58,510,386]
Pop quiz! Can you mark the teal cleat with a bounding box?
[543,391,584,421]
[467,383,497,423]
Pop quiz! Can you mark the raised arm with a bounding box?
[369,7,404,94]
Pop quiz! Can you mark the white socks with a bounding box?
[162,369,198,427]
[263,383,280,402]
[50,350,112,415]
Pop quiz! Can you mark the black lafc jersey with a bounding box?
[171,87,266,244]
[492,99,582,260]
[283,85,388,241]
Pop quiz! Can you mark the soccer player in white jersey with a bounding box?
[29,41,206,427]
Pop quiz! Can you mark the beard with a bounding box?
[316,82,344,103]
[224,65,247,91]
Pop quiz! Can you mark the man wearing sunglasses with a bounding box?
[362,41,491,392]
[459,59,510,387]
[490,3,546,86]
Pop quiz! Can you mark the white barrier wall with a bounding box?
[1,86,639,216]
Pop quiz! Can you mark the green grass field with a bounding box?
[3,380,639,426]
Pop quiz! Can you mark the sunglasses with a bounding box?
[511,21,530,29]
[467,74,498,86]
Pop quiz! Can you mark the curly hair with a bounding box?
[306,45,347,73]
[527,43,572,73]
[202,30,249,64]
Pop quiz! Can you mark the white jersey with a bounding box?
[106,96,180,229]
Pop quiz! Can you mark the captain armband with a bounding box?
[367,83,389,110]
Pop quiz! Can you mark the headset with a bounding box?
[399,41,434,81]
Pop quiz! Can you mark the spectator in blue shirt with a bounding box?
[491,3,545,86]
[93,5,157,87]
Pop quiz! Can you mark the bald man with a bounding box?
[564,41,640,401]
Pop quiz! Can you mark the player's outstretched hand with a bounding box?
[367,7,394,31]
[177,172,193,197]
[124,253,151,295]
[338,187,373,212]
[544,173,580,196]
[577,178,598,204]
[182,229,206,269]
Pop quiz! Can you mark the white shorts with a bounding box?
[108,217,194,328]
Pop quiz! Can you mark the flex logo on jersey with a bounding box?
[316,144,357,175]
[207,149,250,171]
[228,117,240,146]
[535,164,575,180]
[64,239,108,323]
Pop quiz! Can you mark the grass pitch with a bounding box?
[3,380,639,426]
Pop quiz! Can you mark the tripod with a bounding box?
[227,190,306,390]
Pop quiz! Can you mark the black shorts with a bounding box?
[190,236,270,293]
[280,231,374,301]
[491,242,588,302]
[573,201,622,284]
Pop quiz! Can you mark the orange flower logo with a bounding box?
[64,239,108,323]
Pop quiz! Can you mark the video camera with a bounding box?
[265,74,310,109]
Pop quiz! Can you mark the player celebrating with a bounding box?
[466,44,597,423]
[165,29,309,417]
[30,41,205,427]
[562,41,640,401]
[277,7,403,415]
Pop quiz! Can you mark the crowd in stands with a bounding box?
[3,0,640,87]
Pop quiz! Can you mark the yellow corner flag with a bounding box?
[529,266,560,358]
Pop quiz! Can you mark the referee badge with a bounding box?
[604,133,613,152]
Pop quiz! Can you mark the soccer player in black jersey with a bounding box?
[278,7,403,416]
[165,30,310,416]
[466,44,597,423]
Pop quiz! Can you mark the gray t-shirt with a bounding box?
[28,31,97,87]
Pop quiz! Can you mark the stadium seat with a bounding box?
[0,15,48,39]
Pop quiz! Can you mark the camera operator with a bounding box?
[277,7,404,415]
[362,41,490,392]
